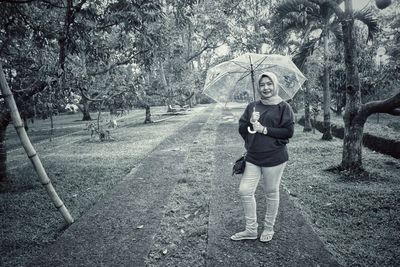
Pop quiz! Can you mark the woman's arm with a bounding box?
[265,103,295,139]
[238,104,252,140]
[265,123,294,139]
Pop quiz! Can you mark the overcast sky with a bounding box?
[346,0,373,10]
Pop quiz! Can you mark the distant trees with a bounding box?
[0,0,233,178]
[0,0,163,178]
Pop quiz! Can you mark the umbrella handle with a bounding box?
[247,126,256,134]
[248,105,257,134]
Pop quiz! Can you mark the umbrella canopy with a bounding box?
[203,53,306,104]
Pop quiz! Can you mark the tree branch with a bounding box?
[390,108,400,116]
[361,91,400,117]
[146,91,167,98]
[186,42,223,63]
[80,88,126,102]
[87,49,149,76]
[80,89,103,102]
[12,80,49,100]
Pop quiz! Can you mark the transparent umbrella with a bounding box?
[202,53,306,104]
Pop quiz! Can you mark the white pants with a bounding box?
[238,161,287,233]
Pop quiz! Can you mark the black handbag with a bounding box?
[232,153,246,176]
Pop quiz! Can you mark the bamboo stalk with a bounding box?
[0,63,74,224]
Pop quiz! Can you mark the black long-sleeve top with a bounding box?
[239,100,295,167]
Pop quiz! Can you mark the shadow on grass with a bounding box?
[324,165,388,182]
[0,172,38,194]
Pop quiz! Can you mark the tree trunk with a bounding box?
[0,116,10,180]
[254,0,261,53]
[322,34,333,140]
[341,116,365,171]
[23,117,29,131]
[299,23,314,132]
[58,0,73,92]
[1,81,11,180]
[50,112,54,141]
[109,104,117,115]
[144,105,152,124]
[334,86,345,116]
[340,2,364,172]
[189,93,196,107]
[303,81,312,132]
[159,60,173,109]
[81,100,92,121]
[186,22,194,71]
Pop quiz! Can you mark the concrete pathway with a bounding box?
[206,108,339,266]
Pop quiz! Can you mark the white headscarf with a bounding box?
[257,72,283,105]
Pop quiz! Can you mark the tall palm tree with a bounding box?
[271,6,314,132]
[273,0,344,140]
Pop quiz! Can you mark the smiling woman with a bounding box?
[257,72,280,103]
[259,76,275,99]
[231,71,295,242]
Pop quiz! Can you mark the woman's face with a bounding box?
[258,76,275,99]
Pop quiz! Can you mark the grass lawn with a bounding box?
[284,126,400,266]
[5,107,169,151]
[1,103,399,266]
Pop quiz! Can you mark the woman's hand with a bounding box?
[250,111,260,124]
[252,121,265,133]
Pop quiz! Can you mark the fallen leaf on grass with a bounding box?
[184,214,191,219]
